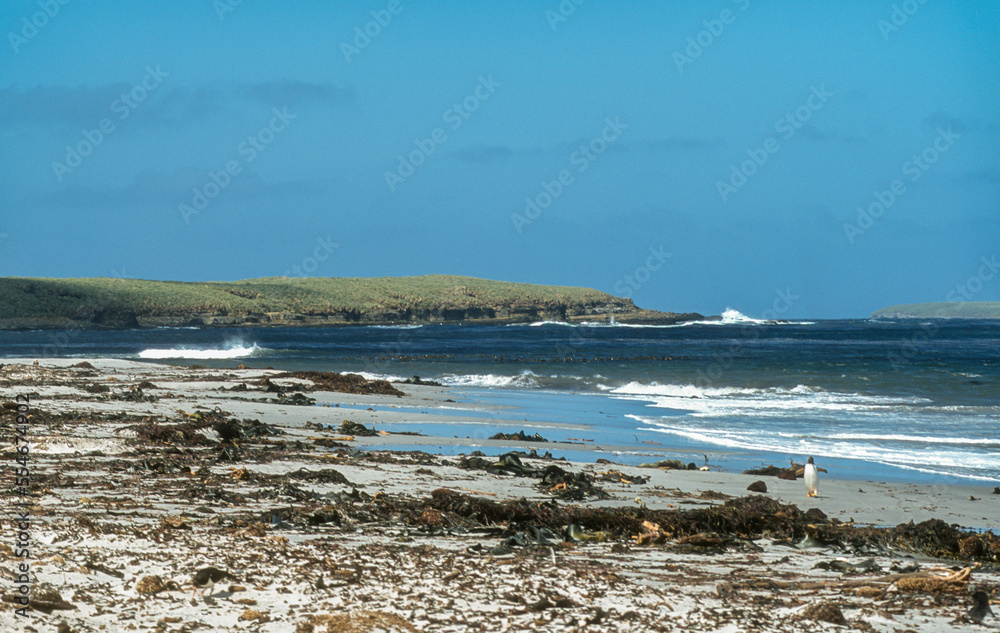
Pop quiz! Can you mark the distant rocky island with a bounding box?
[0,275,705,330]
[872,302,1000,319]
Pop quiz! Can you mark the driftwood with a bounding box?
[732,566,972,592]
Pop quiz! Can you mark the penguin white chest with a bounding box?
[804,463,819,497]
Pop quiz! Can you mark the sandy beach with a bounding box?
[1,359,997,632]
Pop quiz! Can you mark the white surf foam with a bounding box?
[680,309,816,326]
[825,433,1000,446]
[138,343,262,360]
[524,320,621,328]
[609,381,928,416]
[517,320,696,329]
[721,308,769,324]
[515,313,821,328]
[353,371,410,383]
[629,414,1000,481]
[439,370,540,389]
[610,381,765,399]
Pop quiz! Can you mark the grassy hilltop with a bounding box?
[0,275,700,329]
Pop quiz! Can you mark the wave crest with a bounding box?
[720,308,768,324]
[440,370,540,388]
[137,343,263,360]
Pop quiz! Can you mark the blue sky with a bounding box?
[1,1,997,318]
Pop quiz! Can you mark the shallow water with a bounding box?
[3,316,998,484]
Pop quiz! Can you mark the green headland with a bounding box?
[871,302,1000,319]
[0,275,703,330]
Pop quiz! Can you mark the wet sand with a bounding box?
[0,359,996,631]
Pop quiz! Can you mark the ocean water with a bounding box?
[2,313,998,486]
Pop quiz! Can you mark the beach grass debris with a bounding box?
[799,601,848,626]
[135,575,175,595]
[1,587,76,614]
[489,429,549,442]
[339,420,378,436]
[398,490,1000,563]
[269,392,315,406]
[296,610,419,633]
[746,461,828,480]
[640,459,697,470]
[275,370,405,396]
[596,469,649,485]
[111,386,157,402]
[132,408,281,449]
[457,452,609,500]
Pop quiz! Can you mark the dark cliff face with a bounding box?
[1,301,701,330]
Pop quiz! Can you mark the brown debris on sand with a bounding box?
[132,408,282,450]
[338,420,379,436]
[489,429,549,442]
[275,370,405,396]
[800,601,848,626]
[297,611,419,633]
[640,459,696,470]
[1,587,76,615]
[5,359,999,632]
[744,463,800,480]
[456,452,610,500]
[394,491,1000,564]
[134,418,214,446]
[746,461,829,480]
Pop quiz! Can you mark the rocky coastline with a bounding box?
[0,275,707,330]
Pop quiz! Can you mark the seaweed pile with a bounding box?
[275,371,405,397]
[640,459,699,471]
[382,490,1000,563]
[338,420,379,437]
[744,464,800,480]
[132,408,282,455]
[111,386,158,402]
[251,486,998,563]
[744,461,827,480]
[457,452,613,500]
[488,430,549,442]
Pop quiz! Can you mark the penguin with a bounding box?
[804,456,819,498]
[969,590,994,623]
[191,567,235,597]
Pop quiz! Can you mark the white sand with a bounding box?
[0,359,995,631]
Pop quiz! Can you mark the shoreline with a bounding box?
[8,352,998,489]
[0,358,997,631]
[6,357,1000,527]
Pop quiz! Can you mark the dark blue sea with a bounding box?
[3,313,998,486]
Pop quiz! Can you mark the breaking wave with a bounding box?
[607,381,929,416]
[629,414,1000,482]
[439,370,541,389]
[517,320,692,329]
[515,311,815,328]
[137,343,264,360]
